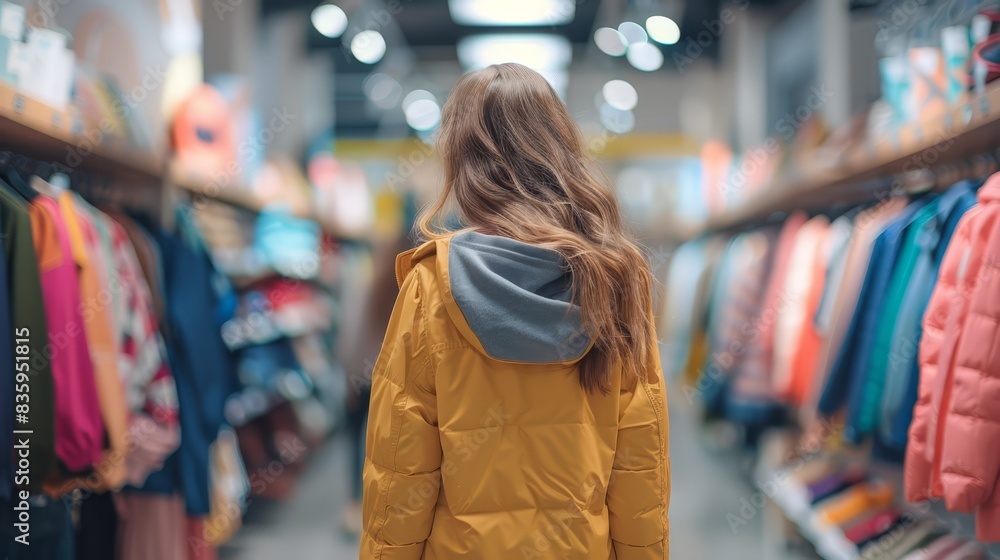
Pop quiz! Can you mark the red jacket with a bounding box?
[905,173,1000,541]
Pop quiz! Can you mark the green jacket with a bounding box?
[0,186,56,493]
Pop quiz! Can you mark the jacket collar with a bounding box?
[395,238,439,288]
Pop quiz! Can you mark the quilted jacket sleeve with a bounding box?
[361,271,441,560]
[939,212,1000,514]
[607,333,671,559]
[904,212,974,503]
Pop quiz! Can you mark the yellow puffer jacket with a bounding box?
[361,232,670,560]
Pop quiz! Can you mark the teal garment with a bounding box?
[855,198,940,435]
[879,182,978,448]
[254,207,320,279]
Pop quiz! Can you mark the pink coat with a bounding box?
[905,173,1000,542]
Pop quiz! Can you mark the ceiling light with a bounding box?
[646,16,680,45]
[448,0,575,26]
[626,42,663,71]
[402,89,436,111]
[594,27,627,57]
[457,35,571,97]
[351,30,386,64]
[602,80,638,111]
[457,34,572,71]
[405,99,442,131]
[618,22,647,45]
[311,4,348,39]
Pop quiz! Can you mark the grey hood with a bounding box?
[446,231,593,364]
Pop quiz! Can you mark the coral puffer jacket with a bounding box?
[905,173,1000,542]
[360,232,671,559]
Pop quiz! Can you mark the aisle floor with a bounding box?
[220,391,815,560]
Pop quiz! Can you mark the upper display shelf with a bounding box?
[666,81,1000,241]
[0,83,164,182]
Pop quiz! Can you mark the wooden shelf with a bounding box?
[663,82,1000,241]
[170,160,344,236]
[0,83,163,181]
[169,160,265,213]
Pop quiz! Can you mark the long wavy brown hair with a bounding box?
[418,63,654,394]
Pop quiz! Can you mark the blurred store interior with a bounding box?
[2,0,1000,558]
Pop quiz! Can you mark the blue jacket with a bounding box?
[879,182,979,453]
[819,197,929,428]
[136,209,239,515]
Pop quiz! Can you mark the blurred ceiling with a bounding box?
[260,0,740,138]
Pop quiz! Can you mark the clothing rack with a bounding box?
[0,150,161,219]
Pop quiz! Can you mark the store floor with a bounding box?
[220,384,814,559]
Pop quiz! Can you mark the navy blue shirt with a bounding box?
[819,197,929,427]
[134,210,239,515]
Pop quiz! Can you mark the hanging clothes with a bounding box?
[718,229,781,429]
[851,195,943,444]
[28,195,104,474]
[745,212,807,408]
[812,198,908,417]
[115,493,187,560]
[0,185,56,495]
[698,233,750,416]
[134,208,239,516]
[106,217,180,487]
[50,190,129,493]
[818,197,913,423]
[879,181,979,454]
[803,210,857,416]
[772,215,830,407]
[876,182,975,458]
[786,217,836,413]
[906,173,1000,542]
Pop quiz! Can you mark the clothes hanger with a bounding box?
[0,152,38,201]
